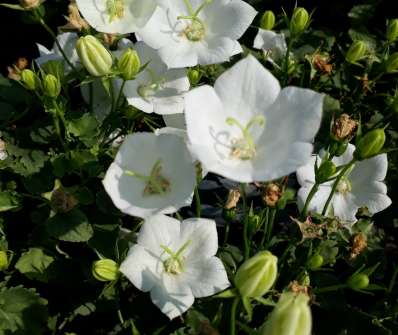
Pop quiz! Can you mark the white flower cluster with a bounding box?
[33,0,391,319]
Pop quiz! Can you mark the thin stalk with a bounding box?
[240,184,250,260]
[265,208,276,246]
[283,36,294,86]
[182,0,194,15]
[194,186,201,217]
[115,79,126,112]
[321,159,356,216]
[313,284,347,293]
[260,207,270,247]
[109,78,116,114]
[300,183,319,219]
[230,297,240,335]
[223,220,230,246]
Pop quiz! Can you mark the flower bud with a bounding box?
[307,254,324,270]
[332,114,357,141]
[188,69,201,85]
[42,60,65,81]
[260,10,276,30]
[330,141,348,157]
[386,19,398,43]
[315,160,336,184]
[386,52,398,73]
[43,74,61,98]
[117,48,141,80]
[262,292,312,335]
[290,8,309,35]
[345,41,367,64]
[92,259,119,282]
[20,69,40,91]
[235,251,278,298]
[19,0,41,9]
[76,35,113,77]
[0,251,9,271]
[354,129,386,160]
[346,273,369,290]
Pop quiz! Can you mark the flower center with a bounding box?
[106,0,125,22]
[124,159,171,197]
[226,115,266,160]
[160,240,191,275]
[336,176,352,195]
[183,19,206,41]
[137,69,166,100]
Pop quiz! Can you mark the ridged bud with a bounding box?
[345,41,367,64]
[260,11,276,30]
[354,129,386,160]
[21,69,40,91]
[386,19,398,43]
[262,292,312,335]
[43,74,61,98]
[188,69,201,85]
[315,160,336,184]
[235,251,278,298]
[92,259,119,282]
[386,52,398,73]
[290,8,309,35]
[76,35,113,77]
[0,251,9,271]
[117,48,141,80]
[346,273,369,290]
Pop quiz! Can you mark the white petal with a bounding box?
[158,39,198,68]
[350,153,388,183]
[332,193,358,222]
[181,257,230,298]
[297,185,331,214]
[253,29,287,61]
[150,275,194,319]
[119,245,161,292]
[179,218,219,260]
[163,114,186,130]
[195,36,239,66]
[331,143,355,166]
[352,181,392,214]
[296,156,317,187]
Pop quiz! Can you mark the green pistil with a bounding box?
[137,69,166,100]
[124,159,171,197]
[226,115,266,160]
[106,0,125,22]
[160,240,192,275]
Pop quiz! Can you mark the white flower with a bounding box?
[184,55,324,183]
[103,132,196,218]
[297,144,392,222]
[253,29,287,61]
[120,213,230,319]
[75,0,158,34]
[137,0,257,68]
[123,41,190,114]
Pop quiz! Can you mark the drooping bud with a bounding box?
[43,74,61,98]
[19,0,41,9]
[20,69,41,91]
[235,251,278,298]
[260,10,276,30]
[0,251,9,271]
[307,253,324,270]
[386,19,398,43]
[346,273,369,290]
[345,41,367,64]
[386,52,398,73]
[332,114,358,141]
[354,128,386,160]
[92,259,119,282]
[315,160,336,184]
[117,48,141,80]
[262,183,282,207]
[290,7,310,35]
[76,35,113,77]
[262,292,312,335]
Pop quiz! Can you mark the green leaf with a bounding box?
[67,113,99,146]
[15,248,55,282]
[47,209,94,242]
[0,191,21,212]
[0,286,48,335]
[2,144,47,176]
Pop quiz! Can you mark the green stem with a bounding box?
[109,78,116,113]
[313,284,347,293]
[321,159,356,216]
[260,207,270,247]
[300,183,319,219]
[115,79,126,112]
[283,36,294,86]
[265,208,276,247]
[240,184,250,260]
[182,0,194,15]
[194,186,201,217]
[223,220,230,246]
[230,297,240,335]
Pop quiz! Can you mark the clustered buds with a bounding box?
[76,35,113,77]
[345,40,367,64]
[332,114,358,141]
[117,48,141,80]
[354,128,386,160]
[260,10,275,30]
[290,7,310,35]
[92,259,119,282]
[235,251,278,298]
[262,292,312,335]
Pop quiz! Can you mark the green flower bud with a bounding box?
[315,160,336,184]
[92,259,119,282]
[76,35,113,77]
[42,60,65,81]
[222,208,236,221]
[354,129,386,160]
[235,251,278,298]
[386,19,398,43]
[43,74,61,98]
[307,254,324,270]
[262,292,312,335]
[290,8,310,35]
[117,48,141,80]
[330,141,348,157]
[0,251,9,271]
[21,69,40,91]
[346,273,369,290]
[386,52,398,73]
[260,10,276,30]
[188,69,201,85]
[345,41,367,64]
